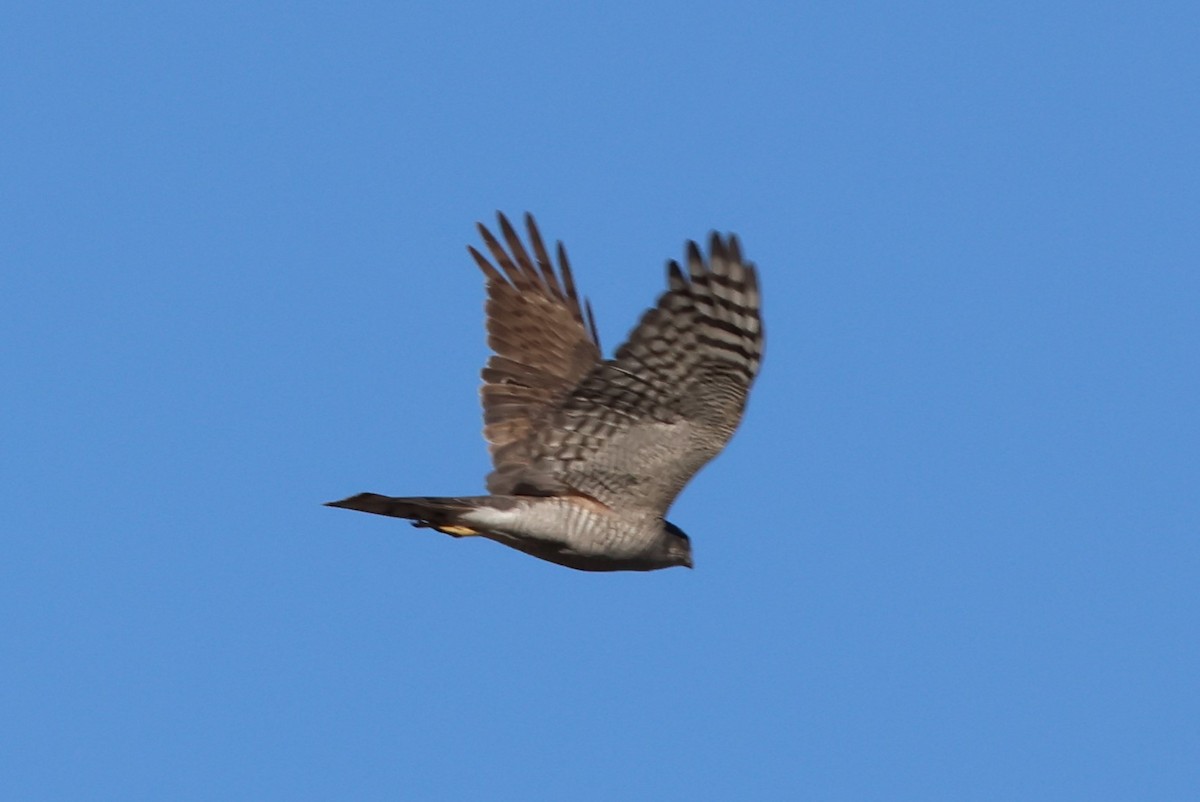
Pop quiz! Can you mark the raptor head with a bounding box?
[661,521,694,569]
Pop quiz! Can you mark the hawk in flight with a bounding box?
[327,213,763,571]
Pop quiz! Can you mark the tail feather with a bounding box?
[324,493,491,531]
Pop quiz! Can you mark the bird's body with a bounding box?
[327,213,763,571]
[333,493,683,571]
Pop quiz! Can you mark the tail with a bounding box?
[324,493,494,536]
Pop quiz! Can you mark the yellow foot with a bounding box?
[435,524,479,537]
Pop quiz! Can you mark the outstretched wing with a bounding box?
[498,233,764,513]
[469,213,602,493]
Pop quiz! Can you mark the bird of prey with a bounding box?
[327,213,763,571]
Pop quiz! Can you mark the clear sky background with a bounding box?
[4,2,1198,799]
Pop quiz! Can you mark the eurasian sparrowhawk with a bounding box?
[327,213,763,571]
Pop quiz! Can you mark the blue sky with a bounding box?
[4,2,1198,799]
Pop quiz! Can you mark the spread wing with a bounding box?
[469,213,602,493]
[495,233,764,514]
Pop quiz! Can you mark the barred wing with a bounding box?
[470,213,602,493]
[502,233,763,512]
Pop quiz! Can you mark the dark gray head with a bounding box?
[661,520,693,569]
